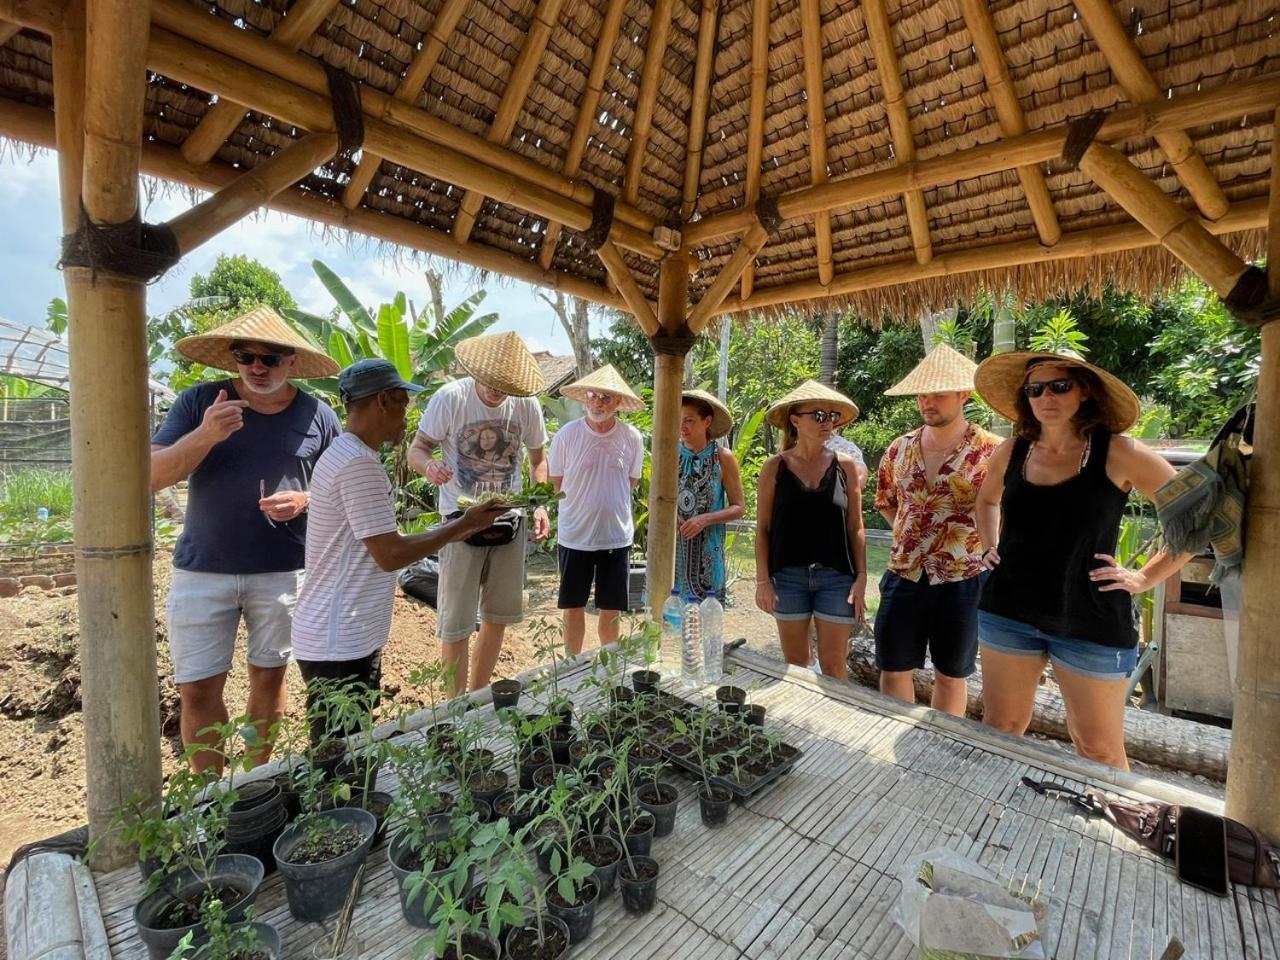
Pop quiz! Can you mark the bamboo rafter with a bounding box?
[1078,141,1247,298]
[341,0,472,209]
[680,0,720,222]
[1073,0,1230,222]
[180,0,339,166]
[689,222,768,332]
[0,18,21,45]
[799,0,833,285]
[861,0,931,264]
[957,0,1061,247]
[451,0,569,245]
[740,0,768,300]
[537,0,628,270]
[622,0,676,207]
[596,241,659,335]
[1271,108,1280,300]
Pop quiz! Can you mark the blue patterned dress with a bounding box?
[675,442,727,601]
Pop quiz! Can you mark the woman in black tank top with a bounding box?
[970,353,1190,770]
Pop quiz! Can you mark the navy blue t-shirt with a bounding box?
[153,379,341,574]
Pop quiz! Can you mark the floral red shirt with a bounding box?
[875,423,1000,584]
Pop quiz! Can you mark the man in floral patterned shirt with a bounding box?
[873,345,999,716]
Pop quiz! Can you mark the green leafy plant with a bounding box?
[1028,309,1089,356]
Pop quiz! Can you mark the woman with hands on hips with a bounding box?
[755,381,866,680]
[675,390,745,602]
[973,350,1190,770]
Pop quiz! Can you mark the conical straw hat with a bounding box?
[681,389,733,439]
[884,344,978,395]
[561,364,646,412]
[974,350,1141,433]
[176,306,339,379]
[765,380,859,429]
[454,331,545,396]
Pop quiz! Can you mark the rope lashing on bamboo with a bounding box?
[324,65,364,155]
[1061,111,1109,170]
[1225,266,1280,327]
[59,204,179,282]
[650,329,697,356]
[78,542,154,559]
[578,190,616,253]
[755,196,783,234]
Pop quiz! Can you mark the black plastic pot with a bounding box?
[224,801,288,874]
[465,882,522,943]
[567,739,592,768]
[335,755,381,791]
[271,769,302,821]
[716,685,747,715]
[133,854,264,960]
[492,790,537,831]
[607,810,655,857]
[577,834,623,897]
[698,785,732,827]
[438,929,500,960]
[346,789,393,847]
[491,678,523,710]
[609,685,636,704]
[273,807,375,922]
[746,703,766,726]
[504,915,571,960]
[531,762,572,790]
[534,824,567,875]
[519,747,553,790]
[635,781,679,837]
[551,701,574,726]
[545,876,599,944]
[549,729,578,765]
[631,669,661,694]
[386,828,476,929]
[466,767,510,807]
[311,740,348,781]
[227,779,280,821]
[191,921,281,960]
[619,856,660,914]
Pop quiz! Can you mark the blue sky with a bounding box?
[0,152,577,355]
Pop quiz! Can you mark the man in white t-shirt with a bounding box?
[292,359,505,741]
[550,365,646,653]
[407,332,550,694]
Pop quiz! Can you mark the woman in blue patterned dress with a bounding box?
[675,390,745,601]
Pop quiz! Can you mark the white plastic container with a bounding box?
[660,590,682,668]
[699,596,724,684]
[681,595,703,689]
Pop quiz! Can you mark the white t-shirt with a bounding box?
[548,417,645,551]
[417,378,548,514]
[292,433,400,662]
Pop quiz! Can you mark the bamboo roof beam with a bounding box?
[799,0,833,284]
[1078,141,1247,297]
[145,0,660,240]
[740,0,767,299]
[862,0,931,264]
[141,23,665,261]
[1073,0,1229,222]
[622,0,676,207]
[957,0,1061,247]
[342,0,472,209]
[680,0,720,222]
[711,196,1265,315]
[596,241,659,336]
[537,0,627,270]
[452,0,569,244]
[682,72,1280,246]
[166,133,339,255]
[689,222,768,333]
[180,0,339,166]
[0,19,21,44]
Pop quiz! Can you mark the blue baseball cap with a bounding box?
[338,359,426,403]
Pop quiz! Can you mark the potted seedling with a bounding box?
[498,827,572,960]
[535,784,602,945]
[409,660,459,753]
[168,901,280,960]
[743,680,767,726]
[490,676,523,710]
[528,619,574,725]
[415,822,509,960]
[674,709,733,827]
[625,620,663,694]
[598,741,660,913]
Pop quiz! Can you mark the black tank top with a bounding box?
[767,456,855,577]
[980,430,1136,648]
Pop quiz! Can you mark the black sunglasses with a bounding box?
[1022,378,1076,399]
[231,349,288,368]
[795,409,843,424]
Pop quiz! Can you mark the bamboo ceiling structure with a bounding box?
[0,0,1276,872]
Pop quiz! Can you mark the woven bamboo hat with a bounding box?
[765,380,859,429]
[175,306,339,378]
[561,364,646,412]
[884,344,978,395]
[681,389,733,439]
[975,350,1141,433]
[455,331,546,396]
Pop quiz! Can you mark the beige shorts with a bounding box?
[436,523,527,641]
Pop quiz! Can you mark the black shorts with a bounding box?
[296,649,383,745]
[873,571,984,678]
[557,545,631,611]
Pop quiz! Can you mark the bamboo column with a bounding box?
[1224,108,1280,838]
[61,0,162,869]
[646,254,690,616]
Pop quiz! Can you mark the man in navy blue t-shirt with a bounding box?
[152,307,340,772]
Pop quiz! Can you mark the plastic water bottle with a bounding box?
[700,596,724,684]
[660,590,682,668]
[35,506,49,522]
[681,595,703,689]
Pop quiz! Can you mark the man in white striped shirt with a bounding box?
[292,360,504,740]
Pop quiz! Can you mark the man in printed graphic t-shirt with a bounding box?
[407,332,550,695]
[550,365,646,654]
[292,360,504,741]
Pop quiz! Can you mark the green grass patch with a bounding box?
[0,468,74,519]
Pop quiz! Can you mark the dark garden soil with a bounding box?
[285,823,366,865]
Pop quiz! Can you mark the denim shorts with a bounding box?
[771,564,855,624]
[978,610,1138,681]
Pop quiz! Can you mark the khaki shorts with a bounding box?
[436,524,527,641]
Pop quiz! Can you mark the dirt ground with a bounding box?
[0,548,791,874]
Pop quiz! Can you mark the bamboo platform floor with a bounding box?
[89,647,1280,960]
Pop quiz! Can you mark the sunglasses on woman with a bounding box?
[231,349,288,368]
[1022,378,1076,399]
[795,409,842,424]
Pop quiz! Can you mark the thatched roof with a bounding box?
[0,0,1274,320]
